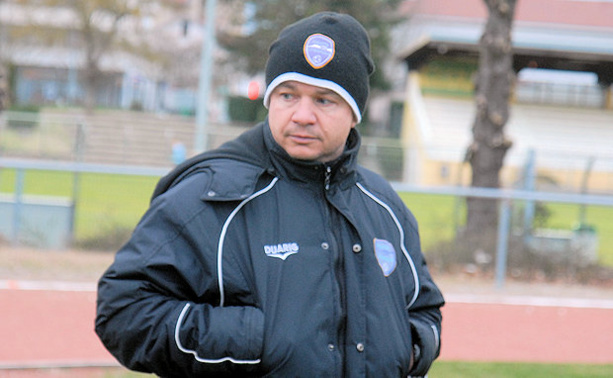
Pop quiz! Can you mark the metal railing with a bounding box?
[391,183,613,288]
[1,157,612,288]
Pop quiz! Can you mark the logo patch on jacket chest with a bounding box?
[373,238,397,276]
[264,242,299,260]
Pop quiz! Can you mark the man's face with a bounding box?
[268,81,357,163]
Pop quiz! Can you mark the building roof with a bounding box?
[400,0,613,29]
[398,0,613,83]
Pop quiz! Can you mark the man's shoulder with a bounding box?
[155,157,267,203]
[152,124,269,200]
[202,158,268,201]
[355,166,417,222]
[356,165,396,194]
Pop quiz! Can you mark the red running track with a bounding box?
[442,300,613,364]
[1,283,613,369]
[0,288,114,368]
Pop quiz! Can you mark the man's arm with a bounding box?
[95,184,264,377]
[403,209,445,377]
[407,271,443,376]
[96,279,264,376]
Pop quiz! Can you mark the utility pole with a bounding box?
[0,0,8,113]
[194,0,217,153]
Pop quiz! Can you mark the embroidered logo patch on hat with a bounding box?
[373,238,397,277]
[303,33,335,69]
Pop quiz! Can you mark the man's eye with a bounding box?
[317,97,334,105]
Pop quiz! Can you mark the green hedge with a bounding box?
[227,96,267,123]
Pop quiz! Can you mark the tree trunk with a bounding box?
[84,60,99,114]
[83,23,100,114]
[466,0,516,236]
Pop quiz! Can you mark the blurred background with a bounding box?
[1,0,613,292]
[1,0,613,376]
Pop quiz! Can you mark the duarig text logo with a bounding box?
[264,242,299,260]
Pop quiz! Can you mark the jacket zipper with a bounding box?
[324,165,332,191]
[323,164,347,374]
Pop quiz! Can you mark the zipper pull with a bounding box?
[324,166,332,190]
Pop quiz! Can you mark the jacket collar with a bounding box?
[151,120,361,202]
[263,120,360,190]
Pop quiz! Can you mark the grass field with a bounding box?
[399,192,613,266]
[1,168,612,265]
[0,169,158,239]
[428,361,613,377]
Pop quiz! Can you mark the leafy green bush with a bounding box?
[7,105,40,129]
[227,96,267,123]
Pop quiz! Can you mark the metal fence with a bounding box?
[392,183,613,287]
[1,157,612,288]
[2,108,613,289]
[3,109,613,191]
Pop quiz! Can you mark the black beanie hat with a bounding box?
[264,12,375,122]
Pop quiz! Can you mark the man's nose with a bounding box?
[291,98,317,125]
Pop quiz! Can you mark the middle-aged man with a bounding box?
[96,11,445,377]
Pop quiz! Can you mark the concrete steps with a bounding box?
[78,111,196,167]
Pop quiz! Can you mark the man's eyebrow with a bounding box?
[277,82,296,90]
[276,82,340,98]
[315,88,339,97]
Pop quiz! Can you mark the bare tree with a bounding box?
[13,0,152,112]
[68,0,135,112]
[465,0,516,239]
[0,0,9,112]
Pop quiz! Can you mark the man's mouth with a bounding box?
[290,134,317,143]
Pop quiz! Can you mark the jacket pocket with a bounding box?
[174,303,265,365]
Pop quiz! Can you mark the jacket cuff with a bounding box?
[408,321,439,376]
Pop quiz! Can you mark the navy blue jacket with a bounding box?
[95,122,444,377]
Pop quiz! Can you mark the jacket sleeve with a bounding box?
[402,207,445,377]
[95,174,264,377]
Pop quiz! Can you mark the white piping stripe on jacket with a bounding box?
[217,177,279,307]
[356,182,420,307]
[174,177,278,366]
[431,324,440,351]
[174,303,261,365]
